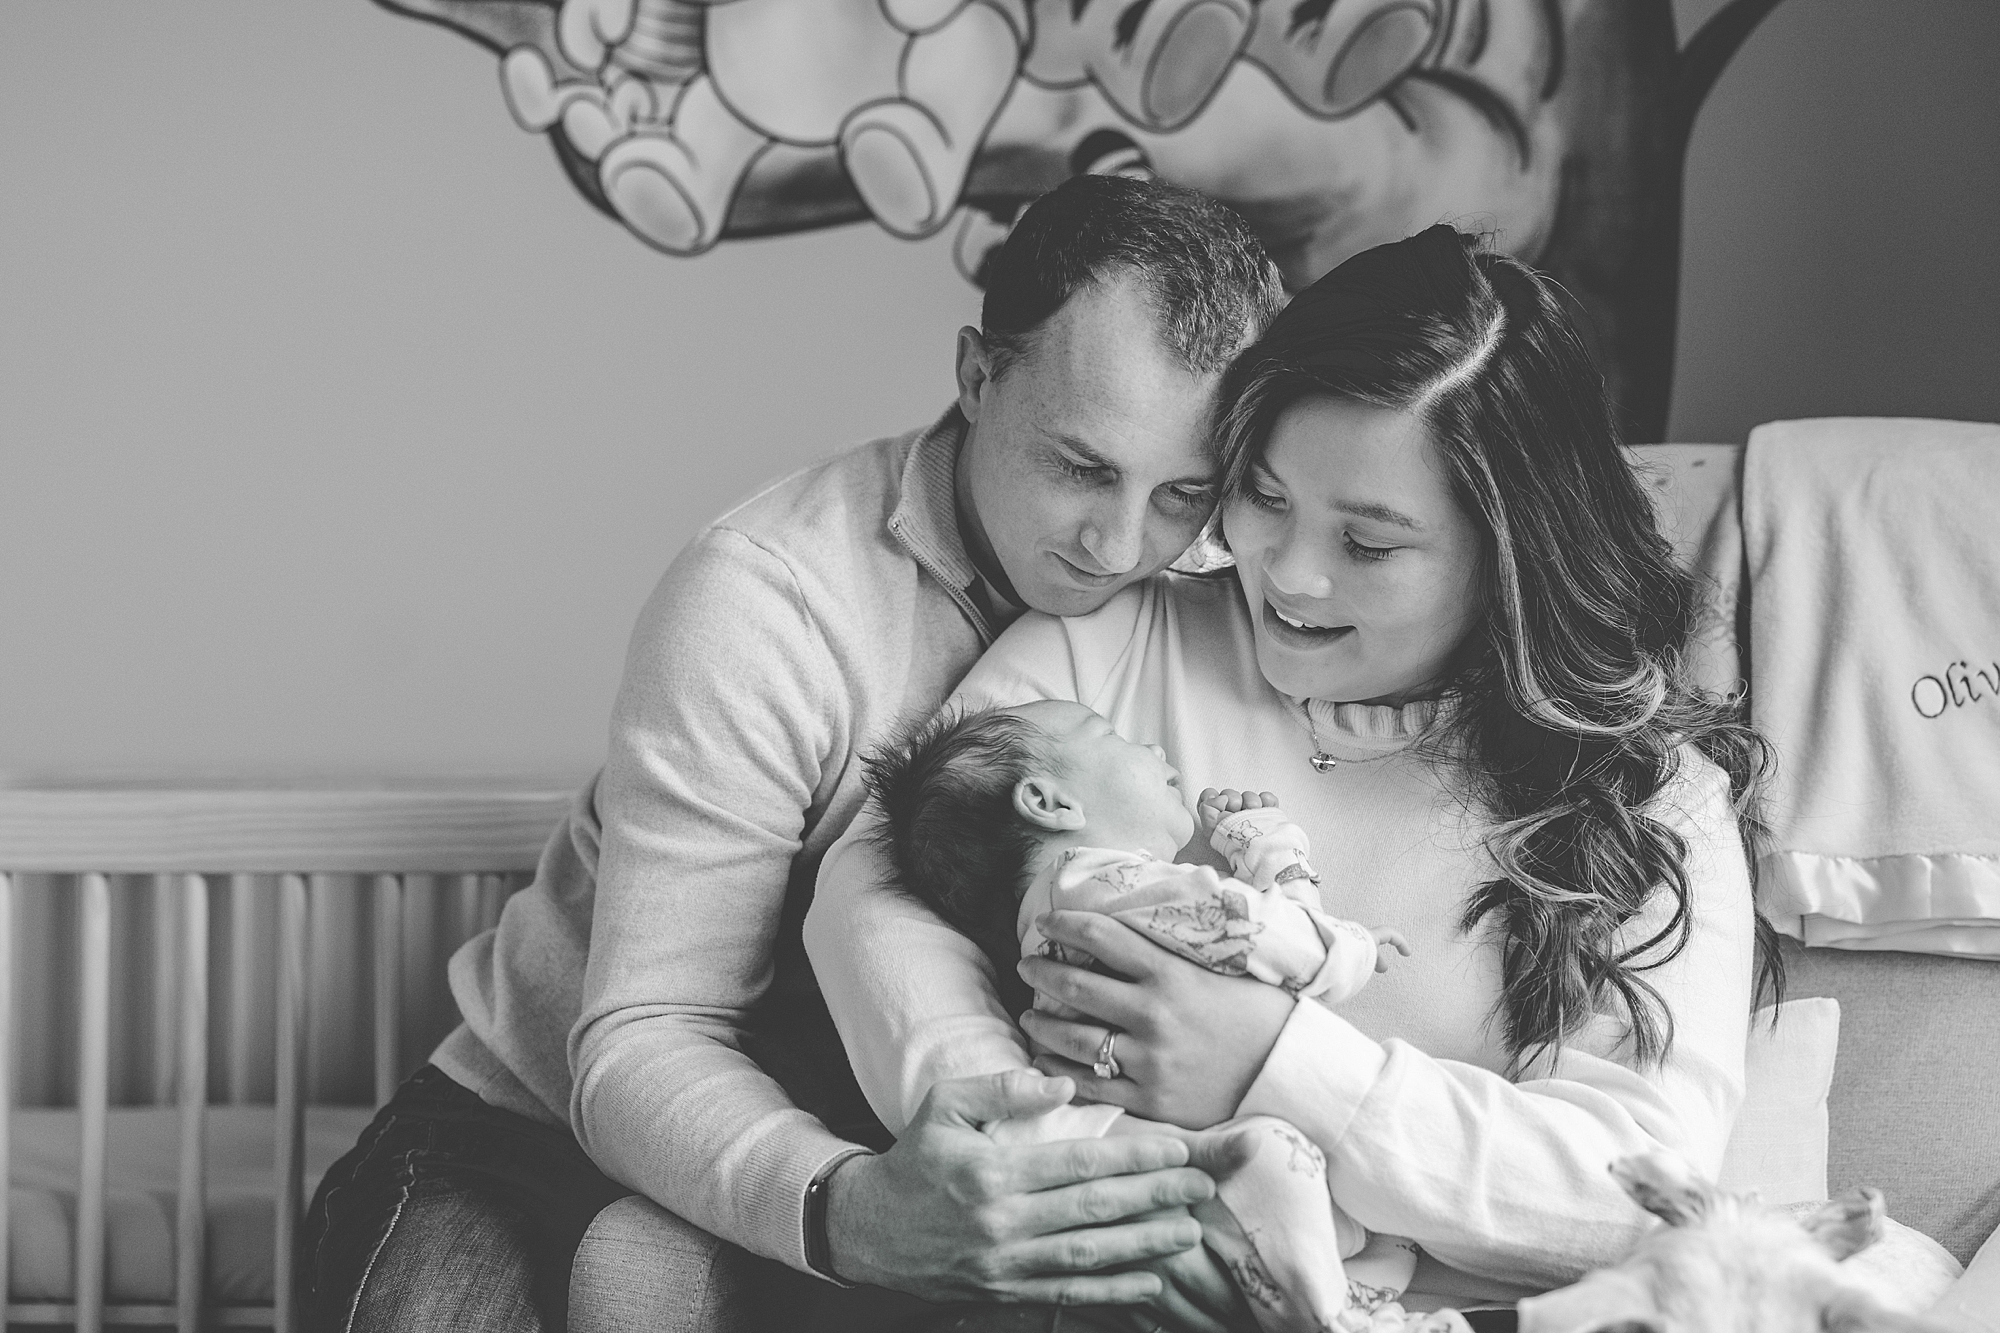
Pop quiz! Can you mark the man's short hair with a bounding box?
[979,175,1285,378]
[862,706,1051,978]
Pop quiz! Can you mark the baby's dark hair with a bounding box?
[861,706,1055,986]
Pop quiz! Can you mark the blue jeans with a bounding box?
[301,1066,635,1332]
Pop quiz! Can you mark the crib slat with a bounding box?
[273,873,310,1333]
[1,872,14,1315]
[152,873,180,1105]
[176,874,210,1333]
[77,871,113,1333]
[227,873,257,1104]
[480,872,506,933]
[453,871,482,946]
[372,873,402,1106]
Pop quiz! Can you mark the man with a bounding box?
[301,175,1285,1332]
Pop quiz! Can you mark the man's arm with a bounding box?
[569,527,860,1268]
[569,531,1215,1298]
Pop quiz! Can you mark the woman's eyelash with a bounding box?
[1054,455,1108,482]
[1345,535,1397,561]
[1244,487,1284,511]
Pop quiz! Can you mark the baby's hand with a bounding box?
[1371,927,1412,974]
[1196,787,1282,839]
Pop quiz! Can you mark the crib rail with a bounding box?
[1,782,573,1333]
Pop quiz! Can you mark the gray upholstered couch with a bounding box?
[1632,443,1998,1269]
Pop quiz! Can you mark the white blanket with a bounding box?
[1745,417,2000,957]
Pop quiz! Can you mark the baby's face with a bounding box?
[1008,700,1196,859]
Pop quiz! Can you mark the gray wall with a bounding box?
[3,0,1996,780]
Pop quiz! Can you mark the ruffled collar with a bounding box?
[1281,694,1453,770]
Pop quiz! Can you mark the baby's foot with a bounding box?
[1188,1115,1351,1333]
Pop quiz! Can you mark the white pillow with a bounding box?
[1716,997,1840,1205]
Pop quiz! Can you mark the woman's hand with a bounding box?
[824,1069,1217,1304]
[1016,910,1297,1128]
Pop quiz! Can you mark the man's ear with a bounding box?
[955,325,993,423]
[1014,775,1085,832]
[1803,1187,1885,1262]
[1517,1268,1664,1333]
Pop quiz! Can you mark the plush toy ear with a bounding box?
[1609,1152,1717,1226]
[1517,1268,1665,1333]
[1803,1187,1886,1261]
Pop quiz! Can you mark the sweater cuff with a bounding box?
[1235,999,1388,1146]
[740,1119,879,1274]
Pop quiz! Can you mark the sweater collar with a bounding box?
[887,407,1018,645]
[1281,694,1452,765]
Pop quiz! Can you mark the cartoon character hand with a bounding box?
[1371,927,1411,974]
[558,0,637,73]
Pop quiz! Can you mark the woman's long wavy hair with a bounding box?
[1215,225,1782,1073]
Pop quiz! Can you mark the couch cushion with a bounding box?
[1717,997,1840,1205]
[7,1104,376,1304]
[1778,937,2000,1264]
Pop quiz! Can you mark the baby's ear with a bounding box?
[1013,775,1085,831]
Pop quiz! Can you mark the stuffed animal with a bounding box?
[1518,1153,1965,1333]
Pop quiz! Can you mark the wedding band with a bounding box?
[1092,1030,1122,1080]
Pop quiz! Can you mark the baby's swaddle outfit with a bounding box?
[993,808,1422,1333]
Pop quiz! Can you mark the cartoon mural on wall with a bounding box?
[380,0,1784,441]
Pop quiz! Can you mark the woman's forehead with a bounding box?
[1262,398,1451,509]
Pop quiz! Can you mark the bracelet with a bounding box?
[804,1148,870,1285]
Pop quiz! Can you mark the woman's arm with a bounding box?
[1023,757,1756,1288]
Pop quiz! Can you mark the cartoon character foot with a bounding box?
[598,131,721,254]
[1032,0,1253,132]
[839,100,969,239]
[1243,0,1446,119]
[1132,0,1254,129]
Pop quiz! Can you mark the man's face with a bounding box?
[954,274,1224,618]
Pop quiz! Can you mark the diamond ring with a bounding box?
[1092,1030,1122,1081]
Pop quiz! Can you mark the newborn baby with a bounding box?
[865,699,1442,1333]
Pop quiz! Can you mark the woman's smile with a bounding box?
[1263,598,1354,645]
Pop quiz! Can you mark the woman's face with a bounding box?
[1223,396,1484,705]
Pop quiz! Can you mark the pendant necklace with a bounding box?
[1291,696,1441,775]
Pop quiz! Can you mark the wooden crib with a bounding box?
[0,780,571,1332]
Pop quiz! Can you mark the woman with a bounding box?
[805,224,1780,1327]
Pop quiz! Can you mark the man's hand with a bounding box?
[1111,1213,1254,1333]
[1195,788,1280,843]
[824,1069,1217,1304]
